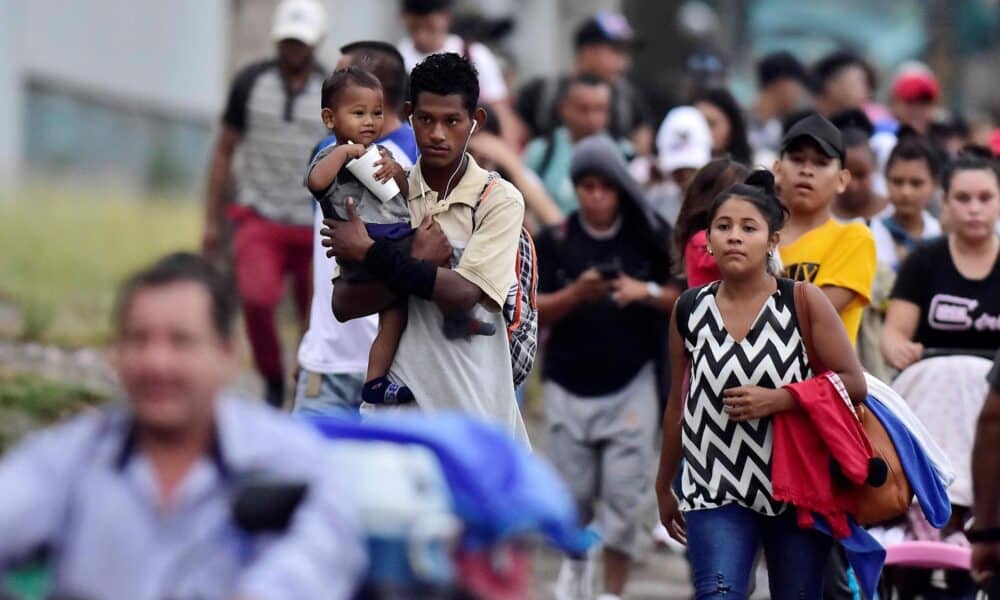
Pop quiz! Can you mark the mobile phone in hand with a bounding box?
[596,264,621,280]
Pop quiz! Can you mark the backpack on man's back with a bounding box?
[472,172,539,388]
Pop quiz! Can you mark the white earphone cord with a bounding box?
[440,123,475,202]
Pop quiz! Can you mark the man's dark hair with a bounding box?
[757,51,809,89]
[478,103,502,136]
[321,66,383,110]
[341,41,408,111]
[559,73,610,103]
[812,50,877,95]
[886,134,942,179]
[409,52,479,113]
[831,108,875,153]
[401,0,452,16]
[114,252,238,340]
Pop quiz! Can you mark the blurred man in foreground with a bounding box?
[0,253,365,600]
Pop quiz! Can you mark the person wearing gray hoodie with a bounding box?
[535,134,679,600]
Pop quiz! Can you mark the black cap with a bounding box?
[781,112,845,165]
[574,11,636,49]
[400,0,452,16]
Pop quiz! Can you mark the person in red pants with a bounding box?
[202,0,329,407]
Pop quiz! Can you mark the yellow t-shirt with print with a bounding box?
[780,219,876,345]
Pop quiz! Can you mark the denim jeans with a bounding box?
[292,370,365,420]
[685,503,833,599]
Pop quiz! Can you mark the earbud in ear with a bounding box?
[408,115,414,127]
[470,120,478,134]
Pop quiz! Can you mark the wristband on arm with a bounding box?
[362,239,437,300]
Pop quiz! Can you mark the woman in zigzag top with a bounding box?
[654,170,867,599]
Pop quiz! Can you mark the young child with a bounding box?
[305,66,492,406]
[774,112,876,345]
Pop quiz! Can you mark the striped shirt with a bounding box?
[224,59,328,226]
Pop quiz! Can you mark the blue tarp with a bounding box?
[307,412,597,556]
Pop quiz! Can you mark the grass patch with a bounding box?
[0,187,201,346]
[0,371,107,450]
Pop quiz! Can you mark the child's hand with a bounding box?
[373,148,405,184]
[340,143,367,160]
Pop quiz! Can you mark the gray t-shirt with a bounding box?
[224,60,328,226]
[305,144,410,225]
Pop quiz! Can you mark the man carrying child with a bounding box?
[321,53,530,447]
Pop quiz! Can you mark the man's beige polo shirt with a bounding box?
[386,155,530,447]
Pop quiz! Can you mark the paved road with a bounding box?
[522,405,775,599]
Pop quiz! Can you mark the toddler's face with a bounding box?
[326,84,384,146]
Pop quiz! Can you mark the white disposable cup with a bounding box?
[345,144,401,203]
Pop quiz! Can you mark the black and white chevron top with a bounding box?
[679,278,812,515]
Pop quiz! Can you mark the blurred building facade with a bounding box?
[2,0,228,193]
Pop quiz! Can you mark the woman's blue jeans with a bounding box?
[685,503,833,599]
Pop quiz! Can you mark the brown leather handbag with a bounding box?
[793,281,913,525]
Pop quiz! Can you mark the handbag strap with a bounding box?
[793,281,825,373]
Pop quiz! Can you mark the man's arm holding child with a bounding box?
[328,211,456,321]
[324,191,521,314]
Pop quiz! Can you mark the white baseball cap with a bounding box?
[656,105,712,174]
[272,0,327,46]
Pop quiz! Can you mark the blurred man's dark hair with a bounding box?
[114,252,238,339]
[558,73,611,103]
[812,50,877,94]
[401,0,452,15]
[409,52,480,113]
[830,108,875,141]
[573,11,636,51]
[341,40,408,111]
[757,51,809,89]
[478,103,502,136]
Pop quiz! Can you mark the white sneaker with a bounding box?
[596,595,621,600]
[554,556,594,600]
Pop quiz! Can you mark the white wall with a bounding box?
[0,0,22,186]
[18,0,228,118]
